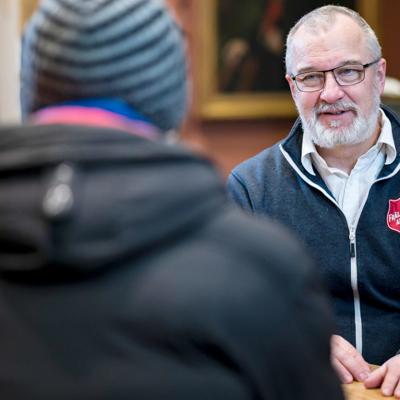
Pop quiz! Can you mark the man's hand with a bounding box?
[330,335,371,383]
[364,355,400,398]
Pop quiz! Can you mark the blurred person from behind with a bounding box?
[0,1,342,399]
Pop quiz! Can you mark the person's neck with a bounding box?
[316,120,382,175]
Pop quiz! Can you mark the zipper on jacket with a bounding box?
[350,243,355,257]
[349,228,356,258]
[349,226,362,355]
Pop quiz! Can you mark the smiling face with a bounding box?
[286,14,386,149]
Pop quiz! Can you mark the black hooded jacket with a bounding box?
[0,124,343,400]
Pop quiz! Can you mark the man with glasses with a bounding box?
[228,5,400,398]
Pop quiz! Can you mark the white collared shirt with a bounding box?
[301,109,397,227]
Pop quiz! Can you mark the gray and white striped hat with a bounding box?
[21,0,188,131]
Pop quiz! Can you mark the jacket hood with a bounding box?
[0,124,225,278]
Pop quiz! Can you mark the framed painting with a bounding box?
[196,0,379,119]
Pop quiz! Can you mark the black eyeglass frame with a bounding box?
[290,58,381,92]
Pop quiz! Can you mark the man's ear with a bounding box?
[376,58,387,95]
[286,74,297,99]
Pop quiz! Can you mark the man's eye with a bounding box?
[337,68,362,80]
[339,68,356,75]
[299,73,322,83]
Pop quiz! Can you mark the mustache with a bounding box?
[315,101,358,114]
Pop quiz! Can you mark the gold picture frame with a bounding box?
[20,0,38,30]
[196,0,380,120]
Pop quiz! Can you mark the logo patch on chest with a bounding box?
[387,198,400,233]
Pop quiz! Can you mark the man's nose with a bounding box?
[319,71,345,103]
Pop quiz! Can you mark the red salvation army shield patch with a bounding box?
[387,198,400,233]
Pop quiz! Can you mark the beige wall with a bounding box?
[0,0,21,122]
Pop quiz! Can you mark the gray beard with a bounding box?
[298,94,381,149]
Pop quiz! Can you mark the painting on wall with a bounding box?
[197,0,379,119]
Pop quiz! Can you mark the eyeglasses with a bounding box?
[291,59,381,92]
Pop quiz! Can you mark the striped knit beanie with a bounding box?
[21,0,188,131]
